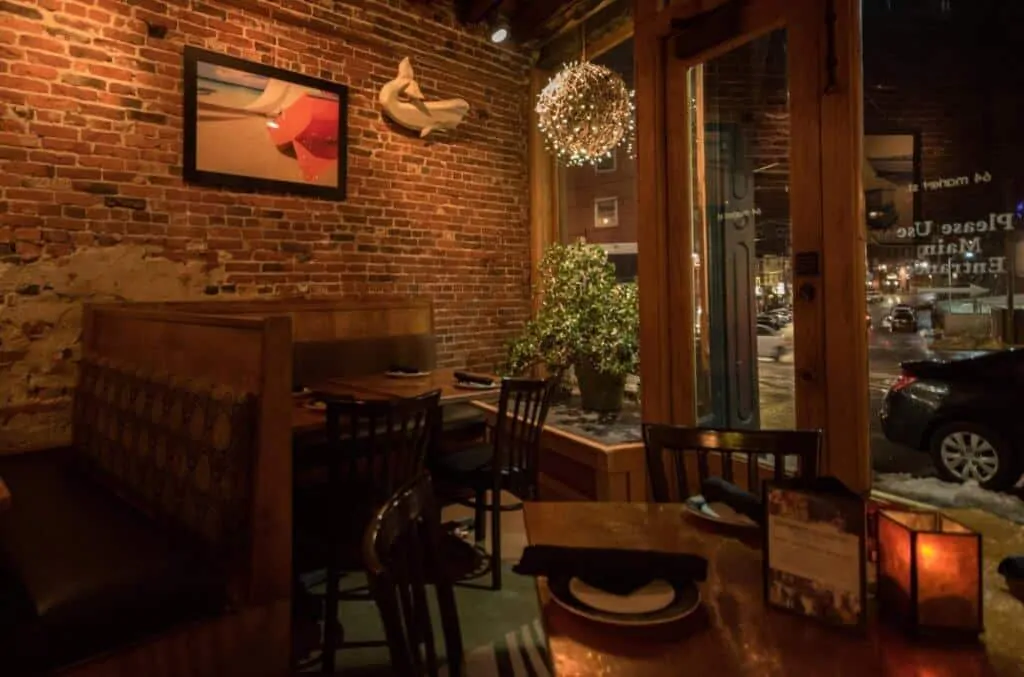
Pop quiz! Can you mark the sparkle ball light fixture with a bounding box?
[535,61,635,167]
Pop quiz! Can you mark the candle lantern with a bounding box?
[876,510,983,637]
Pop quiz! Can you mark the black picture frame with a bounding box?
[182,46,348,200]
[762,480,868,632]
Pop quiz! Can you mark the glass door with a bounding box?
[687,29,799,431]
[637,0,869,489]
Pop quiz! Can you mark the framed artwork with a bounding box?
[183,47,347,199]
[763,481,867,631]
[864,132,920,232]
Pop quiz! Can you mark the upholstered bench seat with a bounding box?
[0,449,224,672]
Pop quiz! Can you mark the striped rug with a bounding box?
[446,619,551,677]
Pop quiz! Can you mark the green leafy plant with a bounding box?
[505,241,640,378]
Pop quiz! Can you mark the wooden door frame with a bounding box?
[634,0,870,491]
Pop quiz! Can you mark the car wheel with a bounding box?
[929,422,1016,490]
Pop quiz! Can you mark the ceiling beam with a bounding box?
[513,0,622,46]
[455,0,502,25]
[512,0,595,42]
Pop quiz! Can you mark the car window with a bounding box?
[757,325,773,336]
[892,309,913,318]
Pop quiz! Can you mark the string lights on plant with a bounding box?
[535,60,636,168]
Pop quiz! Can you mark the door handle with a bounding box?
[799,369,814,382]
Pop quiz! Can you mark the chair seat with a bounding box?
[0,449,223,671]
[441,404,486,431]
[293,485,380,574]
[430,443,493,477]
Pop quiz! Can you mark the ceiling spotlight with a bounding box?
[490,19,509,43]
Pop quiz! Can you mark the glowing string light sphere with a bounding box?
[535,61,635,167]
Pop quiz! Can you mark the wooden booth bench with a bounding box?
[133,297,486,445]
[0,295,483,675]
[0,306,292,676]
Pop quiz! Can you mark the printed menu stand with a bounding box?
[762,477,867,631]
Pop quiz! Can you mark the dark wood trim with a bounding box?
[818,0,870,491]
[634,2,674,424]
[529,69,560,315]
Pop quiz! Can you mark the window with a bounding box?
[594,197,619,229]
[862,0,1024,515]
[559,36,637,283]
[595,151,617,173]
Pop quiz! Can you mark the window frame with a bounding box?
[593,196,620,229]
[595,151,618,173]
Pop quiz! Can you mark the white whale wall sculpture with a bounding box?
[378,57,470,138]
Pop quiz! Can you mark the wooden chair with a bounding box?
[642,424,822,502]
[364,472,464,677]
[430,378,554,590]
[293,390,441,673]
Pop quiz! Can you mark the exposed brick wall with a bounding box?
[0,0,533,452]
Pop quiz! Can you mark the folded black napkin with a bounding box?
[998,556,1024,580]
[388,364,420,374]
[453,371,494,386]
[700,477,764,526]
[513,545,707,596]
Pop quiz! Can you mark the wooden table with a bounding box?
[0,476,9,513]
[292,368,500,434]
[314,367,499,404]
[525,502,1021,677]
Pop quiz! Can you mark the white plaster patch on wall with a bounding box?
[0,245,227,454]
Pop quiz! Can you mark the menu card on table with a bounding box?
[762,479,867,630]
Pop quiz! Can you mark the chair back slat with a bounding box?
[643,424,822,502]
[324,390,441,506]
[364,473,464,677]
[493,378,555,500]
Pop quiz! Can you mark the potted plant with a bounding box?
[505,241,639,412]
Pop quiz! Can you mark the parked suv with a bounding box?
[880,349,1024,490]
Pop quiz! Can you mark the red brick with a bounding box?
[17,35,67,54]
[0,74,48,94]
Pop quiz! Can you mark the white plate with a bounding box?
[303,401,326,411]
[454,381,496,390]
[291,387,311,397]
[684,495,758,529]
[548,575,700,627]
[569,577,675,615]
[385,370,431,378]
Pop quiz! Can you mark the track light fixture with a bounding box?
[490,17,510,43]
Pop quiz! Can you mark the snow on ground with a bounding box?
[875,473,1024,524]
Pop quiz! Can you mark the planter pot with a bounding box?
[575,361,625,412]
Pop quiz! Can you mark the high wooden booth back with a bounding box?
[126,297,437,386]
[65,304,293,676]
[1,296,437,675]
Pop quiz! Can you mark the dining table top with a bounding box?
[292,367,500,433]
[524,501,1023,677]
